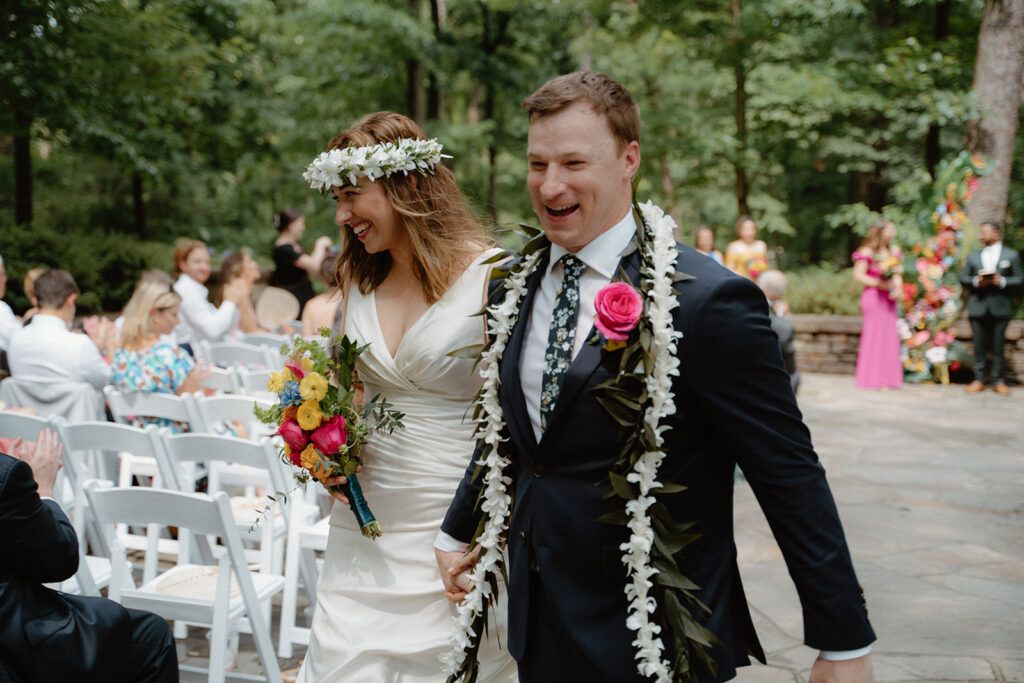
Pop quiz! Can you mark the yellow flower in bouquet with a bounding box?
[297,400,324,430]
[300,443,320,469]
[299,371,329,401]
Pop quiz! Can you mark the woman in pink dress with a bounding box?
[852,220,903,389]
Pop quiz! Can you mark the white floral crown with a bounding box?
[303,137,450,191]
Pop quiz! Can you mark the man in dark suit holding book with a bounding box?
[960,221,1023,395]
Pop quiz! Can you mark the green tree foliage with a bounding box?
[1,0,1017,315]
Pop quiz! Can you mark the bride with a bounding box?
[297,112,517,682]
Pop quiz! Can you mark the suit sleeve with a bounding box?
[0,456,79,583]
[960,252,978,289]
[1004,251,1023,290]
[680,277,875,651]
[440,441,487,543]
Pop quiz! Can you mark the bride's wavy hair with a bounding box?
[328,112,489,303]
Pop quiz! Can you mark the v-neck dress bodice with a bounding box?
[300,248,516,682]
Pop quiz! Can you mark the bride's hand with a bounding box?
[436,545,480,603]
[322,465,362,506]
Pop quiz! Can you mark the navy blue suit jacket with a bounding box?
[442,242,875,681]
[0,452,134,682]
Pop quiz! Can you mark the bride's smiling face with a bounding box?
[333,177,408,256]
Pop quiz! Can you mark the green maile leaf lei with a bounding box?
[444,201,717,683]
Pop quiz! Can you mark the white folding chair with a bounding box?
[85,482,283,683]
[234,366,276,399]
[198,340,276,370]
[239,332,291,350]
[104,385,203,431]
[199,366,241,394]
[54,419,188,586]
[192,393,276,440]
[156,432,291,577]
[278,485,331,657]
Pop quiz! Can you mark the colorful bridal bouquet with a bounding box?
[254,331,404,538]
[747,255,770,280]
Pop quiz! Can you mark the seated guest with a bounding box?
[111,280,211,429]
[20,267,46,322]
[759,269,801,394]
[7,270,114,390]
[220,251,270,334]
[694,225,724,265]
[171,239,248,353]
[301,248,343,337]
[0,429,178,682]
[0,255,22,366]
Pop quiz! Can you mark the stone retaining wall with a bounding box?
[790,314,1024,382]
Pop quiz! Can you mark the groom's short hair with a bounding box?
[522,71,640,152]
[34,270,78,309]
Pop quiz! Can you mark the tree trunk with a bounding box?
[132,172,146,237]
[731,0,750,218]
[965,0,1024,226]
[427,0,446,120]
[925,0,952,178]
[406,0,426,123]
[13,110,32,226]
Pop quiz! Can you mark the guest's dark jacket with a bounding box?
[959,245,1023,319]
[443,242,874,682]
[0,452,133,681]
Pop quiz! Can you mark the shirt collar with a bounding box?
[984,241,1002,252]
[175,272,207,295]
[32,313,70,330]
[547,210,636,279]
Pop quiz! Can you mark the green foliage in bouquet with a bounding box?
[253,329,404,538]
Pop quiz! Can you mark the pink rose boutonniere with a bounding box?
[594,282,643,351]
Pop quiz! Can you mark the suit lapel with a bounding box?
[542,244,644,435]
[499,250,550,458]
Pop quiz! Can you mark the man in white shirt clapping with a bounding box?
[7,270,115,390]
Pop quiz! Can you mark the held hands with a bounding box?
[11,428,63,498]
[436,545,480,603]
[810,655,873,683]
[83,316,118,357]
[314,236,334,252]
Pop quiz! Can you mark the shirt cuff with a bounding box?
[819,645,872,661]
[434,529,470,553]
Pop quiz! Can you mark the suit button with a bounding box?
[520,531,527,545]
[532,464,546,478]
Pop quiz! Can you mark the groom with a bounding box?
[436,72,875,682]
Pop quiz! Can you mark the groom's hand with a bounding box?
[435,546,480,603]
[810,655,873,683]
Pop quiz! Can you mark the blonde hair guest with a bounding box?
[111,280,211,426]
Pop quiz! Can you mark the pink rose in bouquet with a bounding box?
[594,282,643,342]
[312,415,348,456]
[277,419,309,452]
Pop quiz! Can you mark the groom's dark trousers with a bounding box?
[443,243,875,682]
[0,452,178,682]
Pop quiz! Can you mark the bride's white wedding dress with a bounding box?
[298,249,516,682]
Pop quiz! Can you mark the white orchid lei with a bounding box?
[303,137,450,191]
[444,200,717,683]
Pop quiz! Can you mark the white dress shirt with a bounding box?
[975,241,1006,288]
[172,273,238,346]
[518,211,636,442]
[7,313,110,389]
[0,300,21,351]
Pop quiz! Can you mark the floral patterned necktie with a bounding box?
[540,254,585,429]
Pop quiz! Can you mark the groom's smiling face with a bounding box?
[526,101,640,253]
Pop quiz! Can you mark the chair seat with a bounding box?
[229,496,283,526]
[127,564,284,623]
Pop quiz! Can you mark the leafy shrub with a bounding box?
[784,263,862,316]
[0,223,173,315]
